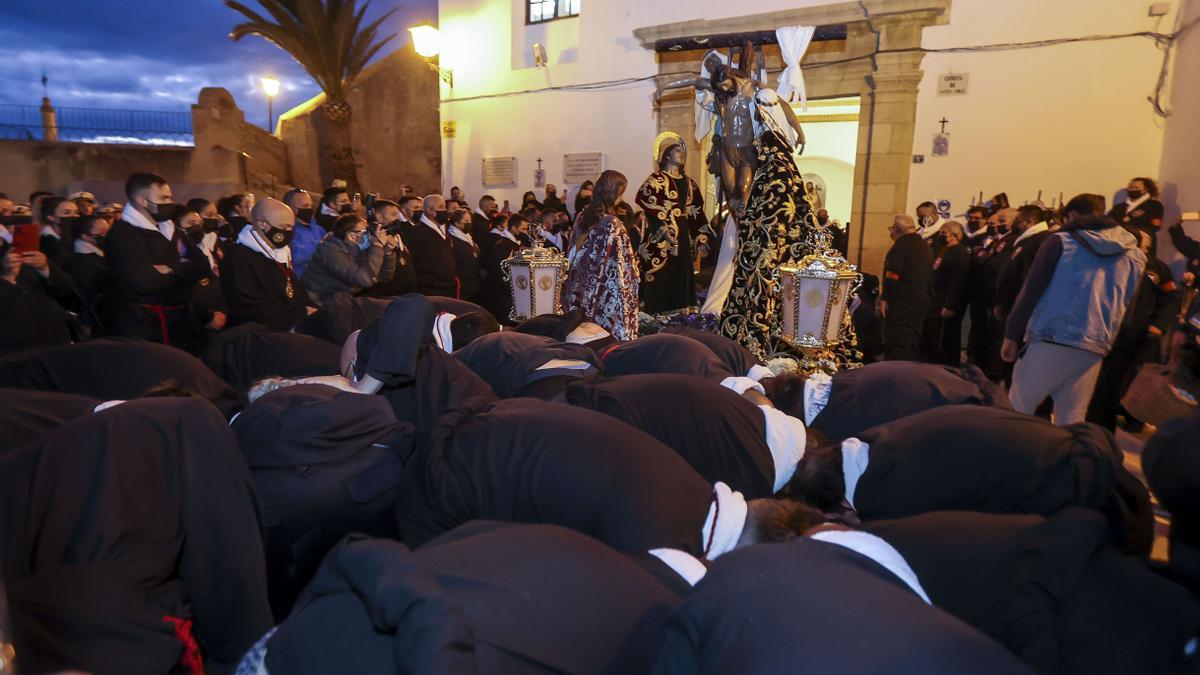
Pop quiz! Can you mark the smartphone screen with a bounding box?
[11,223,38,254]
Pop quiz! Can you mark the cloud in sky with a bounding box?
[0,0,436,127]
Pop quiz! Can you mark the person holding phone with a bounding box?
[0,240,73,353]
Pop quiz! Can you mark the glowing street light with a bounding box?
[408,25,442,58]
[409,24,453,87]
[261,76,280,131]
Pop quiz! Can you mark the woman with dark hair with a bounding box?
[172,206,228,345]
[301,213,397,306]
[636,131,706,313]
[1109,176,1164,239]
[65,213,113,308]
[562,169,640,340]
[521,190,542,213]
[188,197,230,242]
[574,179,595,216]
[448,209,481,302]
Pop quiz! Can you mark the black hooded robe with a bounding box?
[201,322,341,391]
[602,333,736,382]
[395,398,713,554]
[454,331,603,399]
[263,523,690,675]
[0,388,100,452]
[0,398,273,675]
[564,374,778,498]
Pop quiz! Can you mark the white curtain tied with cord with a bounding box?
[776,25,817,111]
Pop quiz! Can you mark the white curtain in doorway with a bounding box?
[776,25,816,111]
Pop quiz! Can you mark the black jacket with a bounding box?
[882,232,933,318]
[219,243,312,331]
[401,221,458,297]
[994,229,1053,316]
[932,243,971,314]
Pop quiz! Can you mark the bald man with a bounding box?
[401,193,458,297]
[882,213,933,360]
[219,197,315,331]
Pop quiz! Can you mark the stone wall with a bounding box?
[278,44,442,196]
[1,87,292,205]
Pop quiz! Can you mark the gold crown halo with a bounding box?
[653,131,685,166]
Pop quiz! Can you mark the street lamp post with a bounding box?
[260,76,280,131]
[408,25,454,88]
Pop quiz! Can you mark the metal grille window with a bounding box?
[527,0,580,24]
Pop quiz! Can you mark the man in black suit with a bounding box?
[401,194,458,297]
[926,220,972,365]
[106,172,211,348]
[471,194,498,242]
[881,214,933,360]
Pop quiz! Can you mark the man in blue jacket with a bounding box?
[1003,193,1146,424]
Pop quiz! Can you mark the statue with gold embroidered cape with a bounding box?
[635,133,707,313]
[715,127,859,366]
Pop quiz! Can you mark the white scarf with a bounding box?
[122,202,175,241]
[0,226,10,244]
[759,405,807,493]
[499,229,518,244]
[803,372,834,425]
[746,364,775,382]
[700,481,748,560]
[1124,192,1151,213]
[841,438,870,510]
[432,312,456,352]
[809,530,932,603]
[1014,221,1048,246]
[74,238,105,257]
[319,202,341,218]
[236,223,291,264]
[720,376,766,396]
[421,214,447,239]
[919,216,946,240]
[648,548,708,586]
[194,231,219,270]
[41,224,60,240]
[448,225,476,248]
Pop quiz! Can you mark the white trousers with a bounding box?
[1009,340,1103,425]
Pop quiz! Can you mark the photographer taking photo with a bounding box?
[301,213,397,306]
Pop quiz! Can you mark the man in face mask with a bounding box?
[105,172,211,349]
[399,194,458,297]
[317,187,353,229]
[218,198,315,331]
[472,195,498,242]
[543,183,566,213]
[285,188,322,279]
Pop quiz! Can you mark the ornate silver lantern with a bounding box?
[501,234,570,322]
[779,251,860,349]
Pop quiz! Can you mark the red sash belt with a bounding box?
[140,303,185,346]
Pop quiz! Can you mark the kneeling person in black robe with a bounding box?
[764,360,1009,441]
[455,331,603,399]
[564,373,811,498]
[201,322,341,391]
[865,508,1200,675]
[0,388,101,452]
[0,398,273,674]
[784,405,1154,555]
[652,535,1031,675]
[396,398,826,559]
[250,523,703,675]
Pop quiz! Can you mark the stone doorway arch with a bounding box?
[634,0,952,275]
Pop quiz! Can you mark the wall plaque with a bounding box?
[563,152,604,184]
[482,156,517,186]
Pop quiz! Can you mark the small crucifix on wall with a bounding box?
[534,157,546,188]
[932,117,950,157]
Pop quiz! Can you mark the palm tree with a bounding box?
[226,0,398,192]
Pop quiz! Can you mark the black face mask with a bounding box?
[217,222,235,240]
[339,204,356,215]
[434,210,449,225]
[185,227,206,245]
[228,215,249,230]
[202,218,221,233]
[516,232,532,246]
[92,235,107,250]
[1127,190,1143,200]
[262,225,294,249]
[295,207,314,223]
[150,201,179,222]
[57,216,79,232]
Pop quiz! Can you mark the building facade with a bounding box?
[436,0,1197,275]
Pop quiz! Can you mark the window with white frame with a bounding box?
[527,0,580,24]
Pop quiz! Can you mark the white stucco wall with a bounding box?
[439,0,1188,220]
[907,0,1180,218]
[1157,0,1200,271]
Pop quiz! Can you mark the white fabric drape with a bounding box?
[776,25,817,111]
[695,49,729,142]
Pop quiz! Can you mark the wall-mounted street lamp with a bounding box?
[408,24,454,88]
[260,76,280,131]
